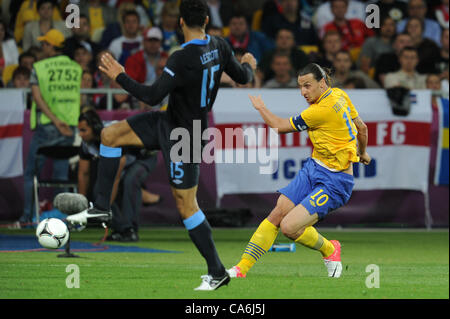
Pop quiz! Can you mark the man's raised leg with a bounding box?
[67,120,144,225]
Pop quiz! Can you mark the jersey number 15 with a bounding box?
[201,64,220,108]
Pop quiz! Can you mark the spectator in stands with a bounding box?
[397,0,442,47]
[226,13,274,62]
[320,0,375,51]
[20,29,82,225]
[159,1,183,52]
[99,2,137,50]
[373,0,408,22]
[357,16,396,75]
[310,30,342,69]
[94,49,112,88]
[9,66,32,108]
[74,45,94,73]
[22,0,72,51]
[125,27,167,85]
[257,28,309,84]
[434,0,449,29]
[18,51,37,71]
[332,50,380,89]
[261,0,318,46]
[79,0,117,39]
[405,17,441,74]
[426,73,443,106]
[313,0,366,31]
[64,14,101,63]
[436,28,449,81]
[343,76,367,89]
[384,46,426,89]
[10,66,31,88]
[426,73,442,90]
[27,45,45,62]
[108,9,143,66]
[97,79,135,110]
[14,0,63,46]
[80,70,96,109]
[0,19,19,78]
[92,49,113,107]
[263,52,298,88]
[374,32,413,86]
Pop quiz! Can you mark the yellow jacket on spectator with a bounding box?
[14,0,63,45]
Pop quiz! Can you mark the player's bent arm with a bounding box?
[353,116,368,155]
[249,95,296,133]
[225,58,254,84]
[77,159,90,197]
[116,72,175,106]
[262,111,295,134]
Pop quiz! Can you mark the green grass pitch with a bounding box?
[0,227,448,299]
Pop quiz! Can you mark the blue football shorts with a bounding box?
[278,158,355,220]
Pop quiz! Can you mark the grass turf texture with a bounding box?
[0,227,448,299]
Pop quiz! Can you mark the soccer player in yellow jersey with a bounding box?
[228,63,371,279]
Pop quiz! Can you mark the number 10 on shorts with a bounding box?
[309,189,329,208]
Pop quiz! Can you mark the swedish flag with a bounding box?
[435,97,449,185]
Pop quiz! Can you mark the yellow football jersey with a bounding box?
[290,87,360,171]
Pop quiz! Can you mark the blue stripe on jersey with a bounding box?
[164,67,175,77]
[317,89,332,103]
[181,35,211,48]
[291,114,309,131]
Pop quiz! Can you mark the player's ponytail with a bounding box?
[299,63,333,87]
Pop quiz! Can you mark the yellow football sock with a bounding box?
[237,218,279,275]
[295,226,335,258]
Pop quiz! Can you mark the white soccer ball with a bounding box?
[36,218,69,249]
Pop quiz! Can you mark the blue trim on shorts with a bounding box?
[183,210,206,230]
[100,144,122,158]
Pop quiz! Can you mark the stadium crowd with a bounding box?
[0,0,448,110]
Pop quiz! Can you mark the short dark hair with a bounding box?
[78,109,104,138]
[399,46,418,57]
[37,0,55,10]
[335,49,352,59]
[298,63,333,86]
[122,9,140,24]
[79,14,90,24]
[272,52,292,64]
[12,66,31,80]
[19,51,36,64]
[179,0,208,28]
[344,76,366,89]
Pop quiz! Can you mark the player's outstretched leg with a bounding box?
[172,186,229,291]
[228,195,294,278]
[280,204,342,278]
[67,120,144,225]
